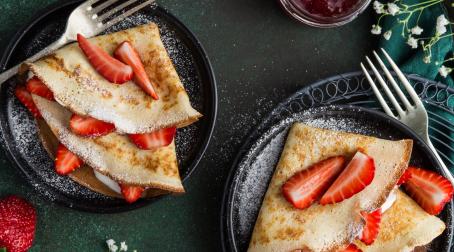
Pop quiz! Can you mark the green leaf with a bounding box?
[0,247,7,252]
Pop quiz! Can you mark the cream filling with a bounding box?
[94,170,121,194]
[380,188,397,213]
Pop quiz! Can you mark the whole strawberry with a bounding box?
[0,196,36,252]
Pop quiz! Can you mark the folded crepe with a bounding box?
[28,23,202,134]
[33,95,184,193]
[353,190,445,252]
[248,123,413,252]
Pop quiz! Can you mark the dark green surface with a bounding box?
[0,0,375,251]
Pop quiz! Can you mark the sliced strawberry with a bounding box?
[320,151,375,205]
[55,144,83,175]
[397,168,412,185]
[120,184,144,203]
[26,77,54,101]
[404,166,454,215]
[14,86,41,119]
[359,209,381,245]
[342,244,362,252]
[128,127,177,150]
[282,156,345,209]
[69,114,115,137]
[77,34,133,84]
[114,41,159,100]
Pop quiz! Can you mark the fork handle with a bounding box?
[0,36,69,84]
[426,138,454,185]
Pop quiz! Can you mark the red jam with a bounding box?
[291,0,361,18]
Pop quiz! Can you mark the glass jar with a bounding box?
[278,0,372,28]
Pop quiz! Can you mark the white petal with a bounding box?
[383,30,392,40]
[410,26,423,35]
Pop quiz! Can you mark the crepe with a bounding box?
[36,119,167,198]
[353,190,445,252]
[28,23,202,134]
[248,123,413,252]
[32,95,184,192]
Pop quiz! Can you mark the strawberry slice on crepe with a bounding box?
[69,114,115,137]
[114,41,159,100]
[403,166,453,215]
[397,168,412,185]
[128,127,177,150]
[26,77,54,101]
[320,151,375,205]
[120,184,144,203]
[282,156,345,209]
[341,244,362,252]
[55,144,83,175]
[77,34,133,84]
[15,86,41,119]
[359,209,382,245]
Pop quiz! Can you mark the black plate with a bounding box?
[221,105,453,251]
[0,1,217,213]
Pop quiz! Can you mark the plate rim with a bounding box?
[221,103,454,251]
[0,0,217,213]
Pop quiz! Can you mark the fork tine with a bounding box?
[100,0,153,31]
[98,0,141,22]
[360,63,397,118]
[372,51,413,111]
[91,0,121,14]
[365,56,406,118]
[380,48,424,107]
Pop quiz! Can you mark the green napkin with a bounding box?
[374,1,454,172]
[378,1,453,86]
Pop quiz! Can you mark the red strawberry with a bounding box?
[0,195,36,252]
[15,86,41,119]
[114,41,159,100]
[55,144,83,175]
[359,209,381,245]
[120,184,144,203]
[128,127,177,150]
[320,151,375,205]
[282,156,346,209]
[397,168,412,185]
[342,244,362,252]
[69,114,115,137]
[404,166,453,215]
[77,34,133,84]
[26,77,54,101]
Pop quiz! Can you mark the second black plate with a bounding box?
[0,1,216,212]
[221,105,453,252]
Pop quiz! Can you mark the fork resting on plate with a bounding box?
[361,48,454,185]
[0,0,154,84]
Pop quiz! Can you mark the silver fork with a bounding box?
[0,0,154,84]
[361,48,454,185]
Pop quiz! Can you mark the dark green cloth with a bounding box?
[378,1,454,172]
[379,1,453,86]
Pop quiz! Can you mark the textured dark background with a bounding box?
[0,0,377,251]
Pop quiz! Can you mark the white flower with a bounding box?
[387,3,400,16]
[436,15,449,35]
[410,26,423,35]
[383,30,392,40]
[371,24,382,35]
[373,1,385,14]
[107,239,118,252]
[439,65,452,77]
[423,56,431,64]
[120,241,128,251]
[406,36,418,49]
